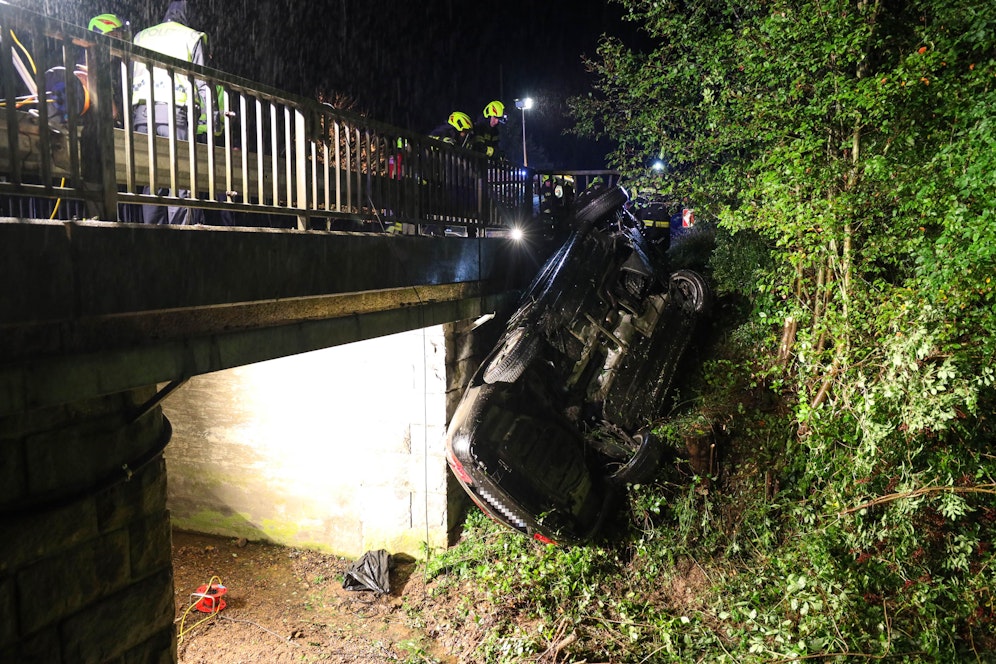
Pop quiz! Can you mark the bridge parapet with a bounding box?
[0,4,532,232]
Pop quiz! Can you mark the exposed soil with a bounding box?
[172,530,456,663]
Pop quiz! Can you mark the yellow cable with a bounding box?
[49,178,65,219]
[9,29,36,75]
[0,96,54,109]
[176,575,225,645]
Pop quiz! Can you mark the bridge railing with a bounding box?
[0,4,532,232]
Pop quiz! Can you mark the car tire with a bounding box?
[482,327,539,384]
[608,428,662,484]
[575,185,628,226]
[670,269,710,314]
[518,240,571,309]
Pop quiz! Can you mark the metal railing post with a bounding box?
[294,107,307,229]
[81,37,119,220]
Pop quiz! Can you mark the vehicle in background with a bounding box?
[445,184,710,543]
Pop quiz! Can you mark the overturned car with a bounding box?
[445,184,710,543]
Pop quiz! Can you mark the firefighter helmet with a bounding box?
[448,111,472,132]
[88,13,123,34]
[483,100,505,119]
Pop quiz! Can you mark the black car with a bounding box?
[445,184,710,543]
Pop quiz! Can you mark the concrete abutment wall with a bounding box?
[163,321,496,559]
[0,387,176,663]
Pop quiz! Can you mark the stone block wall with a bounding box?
[0,387,176,663]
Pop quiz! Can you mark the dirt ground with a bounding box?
[172,530,456,664]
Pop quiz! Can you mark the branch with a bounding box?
[839,484,996,515]
[810,356,840,411]
[778,316,797,368]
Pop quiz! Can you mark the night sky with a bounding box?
[28,0,652,169]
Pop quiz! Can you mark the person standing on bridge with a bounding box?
[429,111,474,148]
[470,100,506,159]
[45,13,127,126]
[131,0,211,225]
[425,112,474,235]
[86,14,128,125]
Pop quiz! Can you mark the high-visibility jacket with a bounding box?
[197,84,225,136]
[469,115,500,158]
[132,21,207,108]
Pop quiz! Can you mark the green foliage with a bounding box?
[396,640,442,664]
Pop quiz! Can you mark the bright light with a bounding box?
[514,97,534,166]
[652,160,665,172]
[510,227,525,242]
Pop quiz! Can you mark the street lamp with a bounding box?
[514,97,534,167]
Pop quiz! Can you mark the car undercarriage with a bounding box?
[446,184,711,543]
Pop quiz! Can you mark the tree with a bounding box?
[570,1,996,656]
[572,0,996,438]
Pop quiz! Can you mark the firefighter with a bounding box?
[425,112,474,236]
[87,13,127,124]
[45,13,126,125]
[429,111,473,148]
[470,100,505,159]
[131,0,212,224]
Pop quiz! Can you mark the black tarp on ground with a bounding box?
[342,549,391,594]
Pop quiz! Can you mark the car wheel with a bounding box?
[608,428,662,484]
[670,269,710,314]
[482,327,539,384]
[575,185,628,226]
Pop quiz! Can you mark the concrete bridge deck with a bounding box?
[0,217,531,417]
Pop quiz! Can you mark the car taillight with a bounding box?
[446,450,474,485]
[533,532,557,545]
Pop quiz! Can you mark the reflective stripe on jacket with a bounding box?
[132,21,207,106]
[196,84,225,136]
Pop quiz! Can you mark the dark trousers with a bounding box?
[133,103,203,225]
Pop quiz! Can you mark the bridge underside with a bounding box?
[0,218,531,417]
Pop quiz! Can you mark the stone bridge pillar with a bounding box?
[0,386,176,663]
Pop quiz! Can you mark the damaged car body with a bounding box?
[445,184,711,544]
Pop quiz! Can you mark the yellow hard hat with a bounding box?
[88,13,123,34]
[484,100,505,119]
[448,111,472,132]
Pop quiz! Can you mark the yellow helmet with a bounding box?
[448,111,472,132]
[483,100,505,119]
[88,13,123,34]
